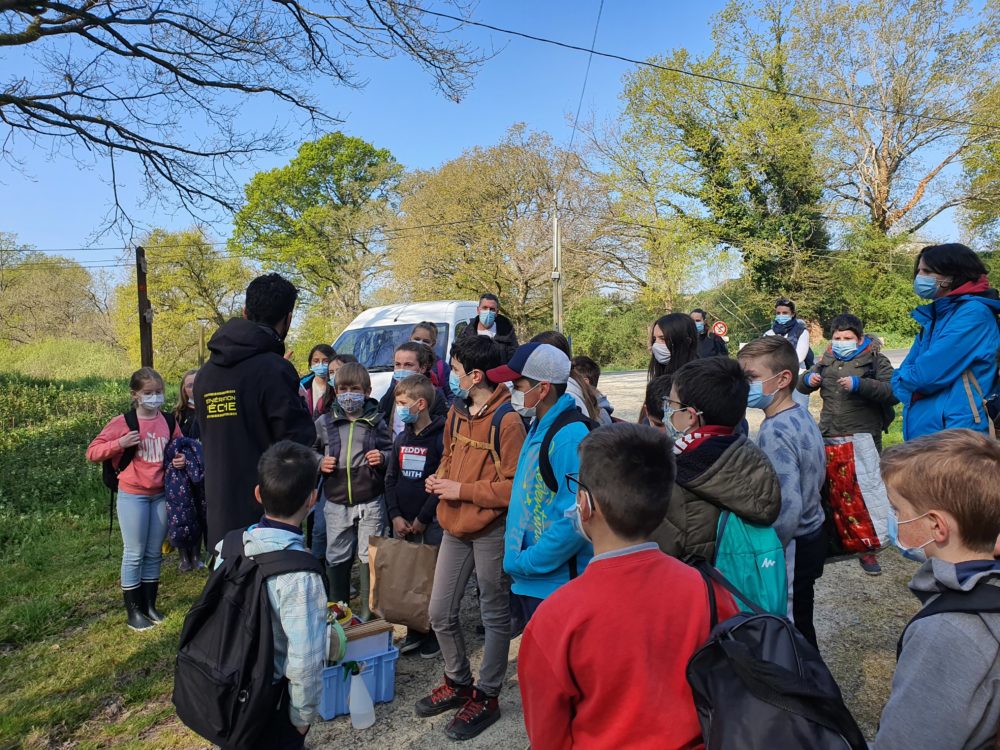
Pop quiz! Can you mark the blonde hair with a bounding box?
[173,368,199,421]
[881,429,1000,553]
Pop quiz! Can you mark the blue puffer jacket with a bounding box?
[893,288,1000,440]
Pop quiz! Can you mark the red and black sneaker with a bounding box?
[444,688,501,741]
[415,675,474,718]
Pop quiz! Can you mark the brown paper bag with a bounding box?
[368,535,438,632]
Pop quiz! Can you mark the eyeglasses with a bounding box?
[564,472,590,497]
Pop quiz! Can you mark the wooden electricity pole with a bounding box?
[136,245,154,368]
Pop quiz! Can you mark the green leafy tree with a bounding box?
[231,133,401,327]
[963,84,1000,243]
[112,227,251,375]
[597,1,830,304]
[388,125,609,336]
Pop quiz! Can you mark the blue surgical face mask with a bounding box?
[774,314,792,326]
[392,369,412,382]
[449,370,469,399]
[887,509,933,563]
[310,362,329,379]
[695,322,705,334]
[337,392,365,413]
[747,372,782,410]
[397,404,420,424]
[564,492,592,543]
[913,275,939,300]
[479,309,497,328]
[831,340,857,358]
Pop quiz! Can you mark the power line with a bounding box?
[402,4,1000,132]
[568,0,604,151]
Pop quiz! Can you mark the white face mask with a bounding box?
[651,342,672,365]
[511,382,542,419]
[140,394,164,410]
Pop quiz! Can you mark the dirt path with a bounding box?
[309,360,917,748]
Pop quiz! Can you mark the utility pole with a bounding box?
[135,245,154,368]
[551,204,563,333]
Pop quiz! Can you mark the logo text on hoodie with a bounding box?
[204,389,238,419]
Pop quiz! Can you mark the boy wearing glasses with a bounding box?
[518,423,739,750]
[648,357,782,576]
[486,343,593,636]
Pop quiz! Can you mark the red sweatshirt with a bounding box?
[518,546,738,750]
[87,413,182,495]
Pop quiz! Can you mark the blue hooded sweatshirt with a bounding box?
[504,394,593,599]
[893,288,1000,440]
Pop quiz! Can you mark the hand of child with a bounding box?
[806,373,822,388]
[320,456,337,473]
[392,517,412,537]
[431,478,462,501]
[171,454,186,469]
[365,449,382,467]
[411,518,427,534]
[119,431,141,449]
[837,376,854,392]
[425,474,438,494]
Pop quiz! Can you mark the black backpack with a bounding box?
[896,572,1000,660]
[101,410,176,547]
[685,559,868,750]
[537,407,597,493]
[172,529,323,747]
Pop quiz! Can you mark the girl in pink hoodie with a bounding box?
[87,367,184,631]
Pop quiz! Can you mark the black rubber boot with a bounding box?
[326,560,353,605]
[123,587,154,632]
[140,580,165,623]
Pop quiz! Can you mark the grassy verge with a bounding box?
[0,374,202,749]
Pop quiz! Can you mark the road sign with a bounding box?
[712,321,728,337]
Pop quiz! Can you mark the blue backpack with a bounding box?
[713,511,787,616]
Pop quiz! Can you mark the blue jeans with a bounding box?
[310,494,327,560]
[117,490,167,589]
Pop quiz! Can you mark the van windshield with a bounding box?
[333,323,450,373]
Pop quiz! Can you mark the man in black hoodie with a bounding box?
[195,273,317,549]
[457,293,519,363]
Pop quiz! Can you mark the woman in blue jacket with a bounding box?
[893,243,1000,440]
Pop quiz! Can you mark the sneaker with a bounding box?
[399,629,424,655]
[415,675,473,718]
[444,688,501,741]
[859,554,882,576]
[419,632,441,659]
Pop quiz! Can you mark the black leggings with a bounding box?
[791,525,827,650]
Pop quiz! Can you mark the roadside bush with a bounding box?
[565,296,660,370]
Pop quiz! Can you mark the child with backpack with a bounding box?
[798,313,898,575]
[176,441,327,750]
[488,342,594,635]
[416,335,526,742]
[385,373,446,659]
[86,367,184,631]
[518,423,739,749]
[315,361,392,620]
[739,336,828,647]
[875,429,1000,750]
[648,357,785,615]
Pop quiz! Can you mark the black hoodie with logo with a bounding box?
[194,318,317,548]
[384,416,446,526]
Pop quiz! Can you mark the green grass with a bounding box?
[0,374,202,749]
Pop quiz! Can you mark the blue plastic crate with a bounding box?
[319,646,399,720]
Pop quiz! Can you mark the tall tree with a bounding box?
[0,233,110,345]
[111,227,250,374]
[231,132,402,328]
[792,0,1000,234]
[964,83,1000,243]
[388,125,607,336]
[596,0,830,304]
[0,1,480,224]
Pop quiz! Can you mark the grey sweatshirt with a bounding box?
[874,557,1000,750]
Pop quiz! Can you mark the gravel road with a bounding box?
[309,353,917,749]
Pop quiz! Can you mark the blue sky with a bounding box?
[0,0,959,267]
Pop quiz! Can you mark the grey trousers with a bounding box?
[324,496,387,566]
[428,523,511,696]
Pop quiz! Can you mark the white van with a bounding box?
[332,300,479,400]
